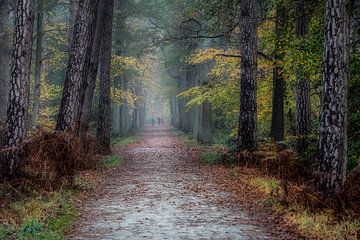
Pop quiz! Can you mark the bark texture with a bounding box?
[31,0,44,127]
[238,0,258,151]
[79,2,105,140]
[68,0,79,44]
[316,0,349,195]
[269,2,286,142]
[97,0,114,150]
[56,0,98,133]
[4,0,34,177]
[295,0,311,154]
[0,0,11,121]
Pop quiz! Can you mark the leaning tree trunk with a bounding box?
[97,0,114,151]
[295,0,311,155]
[79,2,105,140]
[31,0,44,127]
[316,0,349,196]
[269,2,286,142]
[3,0,34,177]
[238,0,258,151]
[56,0,99,133]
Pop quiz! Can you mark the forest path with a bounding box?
[67,126,293,240]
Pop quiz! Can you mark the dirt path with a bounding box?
[68,126,294,239]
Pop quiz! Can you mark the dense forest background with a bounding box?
[0,0,360,239]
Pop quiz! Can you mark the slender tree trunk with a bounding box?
[31,0,44,127]
[295,0,311,154]
[238,0,258,151]
[97,0,114,150]
[56,0,99,133]
[79,2,105,140]
[199,99,212,144]
[112,76,122,136]
[269,2,286,141]
[3,0,34,177]
[0,0,11,121]
[316,0,349,196]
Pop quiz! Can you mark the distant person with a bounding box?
[151,118,155,126]
[158,117,161,125]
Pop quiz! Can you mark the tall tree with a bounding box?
[295,0,311,155]
[269,2,287,142]
[31,0,44,127]
[97,0,114,150]
[79,2,105,140]
[56,0,98,133]
[68,0,79,44]
[238,0,258,151]
[3,0,34,177]
[316,0,349,195]
[0,0,11,121]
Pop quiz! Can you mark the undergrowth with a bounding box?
[201,152,222,165]
[247,175,360,239]
[175,129,360,239]
[0,132,137,239]
[100,155,123,168]
[112,135,138,147]
[0,190,78,240]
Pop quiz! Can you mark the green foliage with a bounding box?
[201,151,221,165]
[112,135,138,146]
[101,155,123,168]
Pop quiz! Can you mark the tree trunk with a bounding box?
[238,0,258,151]
[79,2,105,140]
[316,0,349,196]
[0,0,11,121]
[56,0,99,134]
[31,0,44,127]
[3,0,34,177]
[68,0,79,44]
[97,0,114,150]
[295,0,311,154]
[199,99,213,144]
[269,2,286,141]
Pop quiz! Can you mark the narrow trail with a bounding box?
[68,126,293,240]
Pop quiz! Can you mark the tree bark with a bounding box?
[269,2,286,142]
[68,0,79,45]
[31,0,44,127]
[97,0,114,150]
[316,0,349,196]
[3,0,34,177]
[0,0,11,121]
[238,0,258,151]
[79,2,105,140]
[295,0,311,154]
[56,0,99,134]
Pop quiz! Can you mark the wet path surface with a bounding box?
[68,126,293,239]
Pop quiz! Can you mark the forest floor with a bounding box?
[67,125,296,239]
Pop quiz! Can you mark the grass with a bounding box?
[201,151,221,165]
[101,155,123,168]
[246,175,360,239]
[112,135,138,147]
[0,134,138,240]
[0,191,78,240]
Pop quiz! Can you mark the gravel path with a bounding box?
[67,126,293,240]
